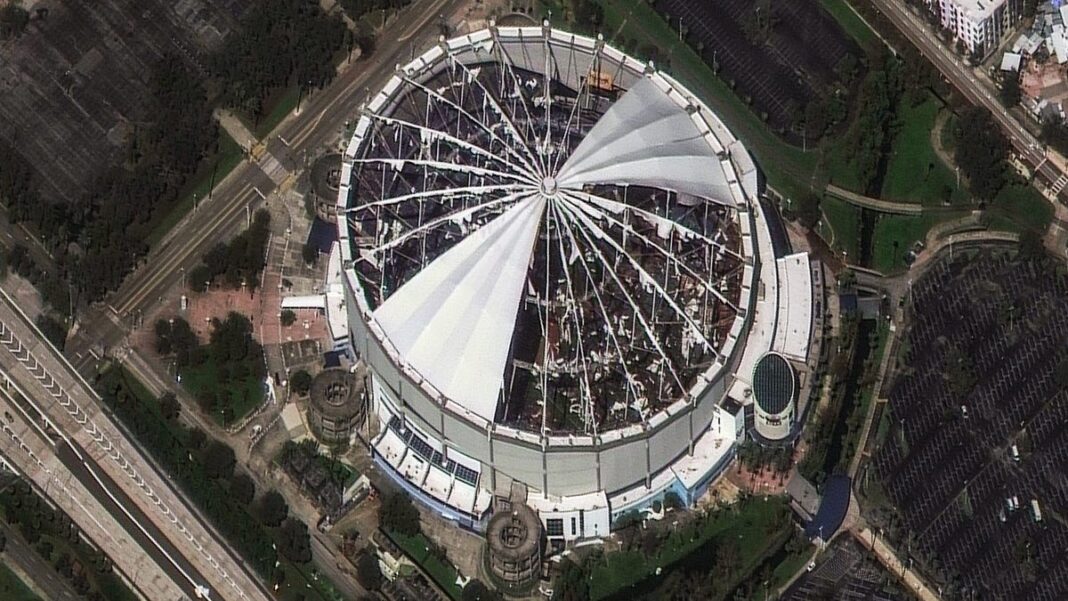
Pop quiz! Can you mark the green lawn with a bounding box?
[253,85,302,140]
[870,210,970,273]
[819,0,879,47]
[824,137,865,194]
[987,183,1054,234]
[747,548,812,601]
[0,563,40,601]
[881,99,968,206]
[821,195,861,257]
[147,130,244,248]
[588,497,793,600]
[385,530,463,600]
[181,360,264,426]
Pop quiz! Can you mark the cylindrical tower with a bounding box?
[307,368,365,444]
[485,504,542,588]
[752,352,796,441]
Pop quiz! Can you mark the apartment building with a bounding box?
[931,0,1025,56]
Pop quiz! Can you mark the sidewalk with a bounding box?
[851,526,942,601]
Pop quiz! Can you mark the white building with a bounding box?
[932,0,1025,56]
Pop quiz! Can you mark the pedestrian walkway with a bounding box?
[214,108,258,151]
[825,184,925,215]
[851,525,943,601]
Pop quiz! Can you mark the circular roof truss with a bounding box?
[343,27,754,437]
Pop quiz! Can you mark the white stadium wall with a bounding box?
[337,24,802,538]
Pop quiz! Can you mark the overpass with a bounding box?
[0,287,271,601]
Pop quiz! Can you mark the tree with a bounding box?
[257,490,289,527]
[378,491,420,536]
[189,264,213,292]
[462,580,502,601]
[35,314,67,350]
[0,5,30,39]
[202,441,236,480]
[230,473,256,505]
[552,558,590,601]
[159,392,180,421]
[663,491,683,511]
[276,518,312,563]
[355,551,383,590]
[1000,72,1022,107]
[1017,229,1047,264]
[290,370,312,396]
[793,192,822,229]
[302,242,319,266]
[186,427,207,450]
[280,309,297,326]
[955,107,1009,200]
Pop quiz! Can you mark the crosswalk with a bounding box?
[1051,174,1068,197]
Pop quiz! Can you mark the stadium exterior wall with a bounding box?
[340,25,781,536]
[346,236,743,499]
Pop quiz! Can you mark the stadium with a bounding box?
[336,24,814,542]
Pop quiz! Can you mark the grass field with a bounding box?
[181,359,264,425]
[881,99,968,205]
[253,85,302,140]
[385,529,463,600]
[870,210,970,272]
[819,0,880,47]
[147,130,244,248]
[821,195,861,257]
[588,497,792,600]
[0,563,40,601]
[987,183,1054,234]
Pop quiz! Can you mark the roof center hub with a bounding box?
[540,175,558,196]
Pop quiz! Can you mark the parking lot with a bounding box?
[655,0,862,141]
[784,537,915,601]
[874,251,1068,600]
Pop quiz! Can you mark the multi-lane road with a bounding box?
[0,287,272,601]
[65,0,469,374]
[868,0,1068,202]
[1,1,472,598]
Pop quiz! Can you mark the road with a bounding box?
[0,516,83,601]
[0,382,190,600]
[64,0,468,375]
[0,287,273,601]
[868,0,1068,202]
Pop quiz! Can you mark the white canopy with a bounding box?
[361,71,747,425]
[372,195,546,421]
[557,77,734,204]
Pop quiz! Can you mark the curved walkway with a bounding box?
[929,109,957,175]
[825,184,924,215]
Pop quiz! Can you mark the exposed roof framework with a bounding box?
[344,30,746,435]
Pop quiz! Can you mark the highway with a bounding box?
[0,381,190,600]
[0,287,272,601]
[868,0,1068,202]
[65,0,469,374]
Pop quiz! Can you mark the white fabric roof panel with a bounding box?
[372,195,546,422]
[556,77,734,205]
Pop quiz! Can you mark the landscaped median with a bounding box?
[93,364,342,601]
